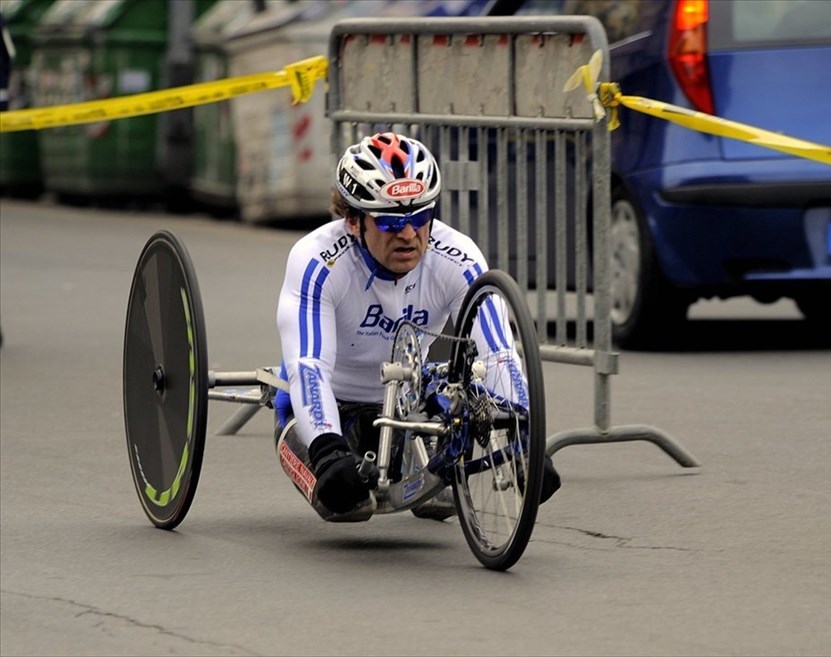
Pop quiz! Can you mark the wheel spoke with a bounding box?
[449,271,545,570]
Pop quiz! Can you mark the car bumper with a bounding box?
[626,162,831,290]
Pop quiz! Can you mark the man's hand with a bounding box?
[309,434,370,514]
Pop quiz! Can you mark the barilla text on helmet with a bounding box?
[380,179,425,201]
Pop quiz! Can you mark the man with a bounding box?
[274,132,559,520]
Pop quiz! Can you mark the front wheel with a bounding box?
[449,270,546,571]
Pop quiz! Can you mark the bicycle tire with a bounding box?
[123,231,209,529]
[449,270,545,570]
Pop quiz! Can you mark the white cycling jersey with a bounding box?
[276,218,503,449]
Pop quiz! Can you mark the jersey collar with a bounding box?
[355,240,400,289]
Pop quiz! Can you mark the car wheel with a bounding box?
[609,186,690,349]
[793,288,831,327]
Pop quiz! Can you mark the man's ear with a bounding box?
[345,215,361,237]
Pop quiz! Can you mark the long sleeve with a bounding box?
[277,247,342,448]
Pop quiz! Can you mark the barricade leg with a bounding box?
[546,424,700,468]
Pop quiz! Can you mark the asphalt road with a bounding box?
[1,198,829,657]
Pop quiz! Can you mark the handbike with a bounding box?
[123,230,547,570]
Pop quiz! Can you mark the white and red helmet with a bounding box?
[335,132,441,213]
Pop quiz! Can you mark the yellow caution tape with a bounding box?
[566,50,831,167]
[0,55,328,133]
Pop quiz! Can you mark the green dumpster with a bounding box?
[31,0,214,203]
[0,0,54,197]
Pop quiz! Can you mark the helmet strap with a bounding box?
[357,216,400,281]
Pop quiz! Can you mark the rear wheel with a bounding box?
[449,270,545,570]
[794,287,831,327]
[610,186,690,349]
[123,231,209,529]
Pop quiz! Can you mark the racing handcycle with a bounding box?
[123,230,547,570]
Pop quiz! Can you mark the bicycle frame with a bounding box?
[369,360,453,514]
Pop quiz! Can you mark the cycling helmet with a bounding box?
[335,132,441,213]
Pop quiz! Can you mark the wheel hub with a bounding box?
[152,364,166,395]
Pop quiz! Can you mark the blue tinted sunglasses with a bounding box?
[367,205,435,233]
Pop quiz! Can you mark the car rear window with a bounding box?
[508,0,645,44]
[709,0,831,49]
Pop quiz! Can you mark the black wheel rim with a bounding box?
[449,270,545,570]
[123,231,208,529]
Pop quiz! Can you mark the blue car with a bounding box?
[491,0,831,347]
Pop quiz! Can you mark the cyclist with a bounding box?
[274,132,560,521]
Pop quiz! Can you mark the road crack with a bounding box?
[2,589,260,656]
[534,524,694,552]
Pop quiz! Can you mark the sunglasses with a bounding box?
[366,205,435,233]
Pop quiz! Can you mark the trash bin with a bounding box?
[30,0,214,204]
[225,0,493,225]
[0,0,54,197]
[190,0,310,218]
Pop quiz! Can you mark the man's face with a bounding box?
[348,214,431,275]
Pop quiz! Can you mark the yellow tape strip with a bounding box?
[0,55,328,133]
[564,51,830,167]
[599,83,831,166]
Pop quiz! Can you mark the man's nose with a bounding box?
[397,222,417,238]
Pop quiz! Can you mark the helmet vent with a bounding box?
[390,157,406,179]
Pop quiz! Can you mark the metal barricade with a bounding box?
[328,17,698,468]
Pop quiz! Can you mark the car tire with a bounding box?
[609,186,690,349]
[793,288,831,327]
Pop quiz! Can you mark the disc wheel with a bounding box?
[448,270,546,570]
[123,231,208,529]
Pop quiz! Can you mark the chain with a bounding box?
[395,320,475,348]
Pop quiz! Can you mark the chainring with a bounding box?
[390,321,424,417]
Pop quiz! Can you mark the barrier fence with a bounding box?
[328,16,698,467]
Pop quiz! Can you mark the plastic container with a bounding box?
[30,0,214,203]
[0,0,55,197]
[190,0,311,217]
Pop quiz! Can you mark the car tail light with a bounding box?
[668,0,715,115]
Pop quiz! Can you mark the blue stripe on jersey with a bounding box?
[463,263,484,286]
[484,297,510,349]
[478,306,500,351]
[311,266,330,358]
[464,264,507,351]
[298,260,319,357]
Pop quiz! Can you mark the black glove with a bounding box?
[309,433,370,514]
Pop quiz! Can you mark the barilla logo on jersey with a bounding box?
[360,304,429,333]
[299,363,329,430]
[380,179,425,201]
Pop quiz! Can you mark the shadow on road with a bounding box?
[633,319,830,353]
